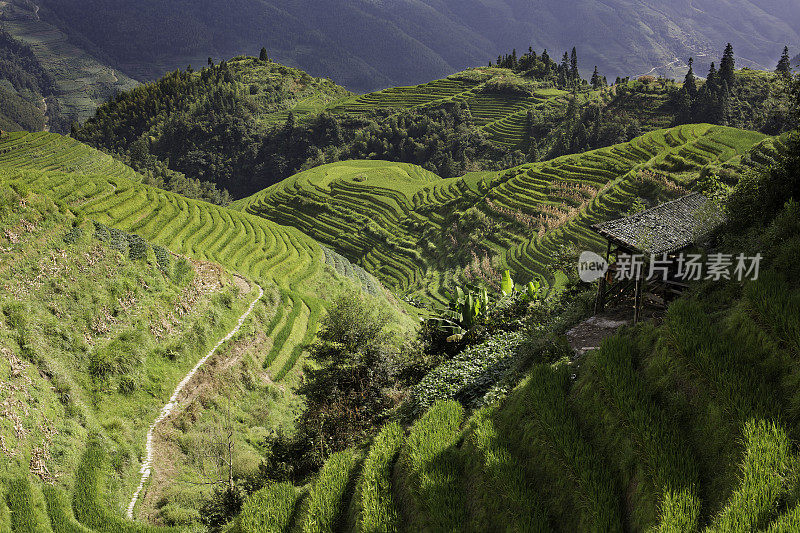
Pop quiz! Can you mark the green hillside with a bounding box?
[0,0,138,132]
[327,68,574,150]
[0,131,415,528]
[235,124,771,305]
[231,134,800,532]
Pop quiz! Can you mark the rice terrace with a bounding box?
[1,3,800,532]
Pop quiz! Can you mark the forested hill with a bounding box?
[30,0,800,93]
[75,51,795,202]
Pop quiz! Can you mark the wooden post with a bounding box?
[633,274,642,324]
[595,275,606,314]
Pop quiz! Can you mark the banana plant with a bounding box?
[432,270,545,342]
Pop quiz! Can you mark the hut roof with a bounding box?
[592,193,722,255]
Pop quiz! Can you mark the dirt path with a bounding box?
[126,284,263,519]
[41,97,49,132]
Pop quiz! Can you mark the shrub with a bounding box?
[127,233,148,261]
[727,132,800,228]
[153,245,171,274]
[63,226,83,245]
[411,332,523,413]
[172,257,194,285]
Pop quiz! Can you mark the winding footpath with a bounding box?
[126,284,264,519]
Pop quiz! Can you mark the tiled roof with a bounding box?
[592,193,723,255]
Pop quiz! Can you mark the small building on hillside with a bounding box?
[591,193,723,322]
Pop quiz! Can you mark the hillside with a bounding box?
[227,132,800,532]
[26,0,800,94]
[0,130,415,528]
[0,0,138,132]
[72,56,794,203]
[234,125,772,305]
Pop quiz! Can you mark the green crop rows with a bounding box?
[0,132,330,385]
[325,70,570,149]
[236,125,769,305]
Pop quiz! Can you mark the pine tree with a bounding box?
[683,57,697,97]
[570,47,579,81]
[511,48,518,69]
[706,62,718,93]
[777,46,792,77]
[591,66,601,89]
[719,43,735,88]
[260,48,269,62]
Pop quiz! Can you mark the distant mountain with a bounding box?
[32,0,800,92]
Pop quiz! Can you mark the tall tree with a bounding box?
[591,66,601,89]
[259,48,269,62]
[777,46,792,77]
[719,43,736,87]
[683,57,697,97]
[570,47,579,81]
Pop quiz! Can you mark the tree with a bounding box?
[570,47,579,81]
[719,43,735,88]
[777,46,792,77]
[259,47,269,62]
[683,57,697,97]
[591,66,601,89]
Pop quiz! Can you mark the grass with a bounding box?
[461,408,549,532]
[73,440,178,532]
[352,422,405,533]
[577,336,699,529]
[42,486,93,533]
[5,476,53,533]
[397,400,467,532]
[706,420,796,532]
[234,482,301,533]
[299,449,361,533]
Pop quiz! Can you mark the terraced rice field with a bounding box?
[0,5,138,125]
[0,132,330,384]
[326,71,571,149]
[237,124,769,304]
[0,131,142,180]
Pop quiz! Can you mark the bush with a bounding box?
[127,233,148,261]
[153,245,171,274]
[727,133,800,228]
[63,226,83,245]
[411,332,523,413]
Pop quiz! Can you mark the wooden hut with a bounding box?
[591,193,723,323]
